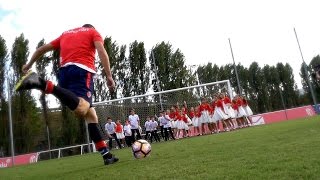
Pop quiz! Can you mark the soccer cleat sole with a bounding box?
[14,70,34,91]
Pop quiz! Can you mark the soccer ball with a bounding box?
[132,139,151,159]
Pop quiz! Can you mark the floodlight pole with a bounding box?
[293,28,317,105]
[151,51,164,111]
[228,38,242,95]
[7,79,15,166]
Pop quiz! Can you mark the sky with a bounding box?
[1,0,320,92]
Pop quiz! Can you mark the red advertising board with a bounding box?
[0,153,38,168]
[251,105,317,125]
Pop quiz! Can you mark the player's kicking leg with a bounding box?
[15,71,119,165]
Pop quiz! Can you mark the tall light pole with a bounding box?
[7,79,15,166]
[228,38,242,95]
[293,28,317,105]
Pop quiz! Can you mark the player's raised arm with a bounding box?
[94,41,115,92]
[22,44,54,73]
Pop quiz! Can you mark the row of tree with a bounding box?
[0,33,319,156]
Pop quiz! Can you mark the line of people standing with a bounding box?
[104,94,254,148]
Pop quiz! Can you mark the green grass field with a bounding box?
[1,116,320,180]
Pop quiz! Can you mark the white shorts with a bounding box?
[215,107,229,120]
[184,123,189,130]
[171,121,177,128]
[177,121,185,130]
[244,106,253,116]
[192,117,199,127]
[116,132,125,139]
[238,106,247,118]
[200,111,210,124]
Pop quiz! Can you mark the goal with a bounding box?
[93,80,233,134]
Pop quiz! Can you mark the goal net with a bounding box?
[94,80,233,135]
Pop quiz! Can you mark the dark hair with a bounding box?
[82,24,95,29]
[107,117,111,120]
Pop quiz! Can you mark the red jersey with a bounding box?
[50,27,103,73]
[189,111,195,118]
[216,99,224,108]
[169,112,176,119]
[182,115,188,123]
[231,101,239,111]
[176,113,182,121]
[242,99,248,106]
[199,103,210,112]
[236,98,243,107]
[115,123,122,133]
[223,97,232,105]
[195,110,201,118]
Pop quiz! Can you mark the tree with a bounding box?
[150,42,194,91]
[0,35,8,156]
[236,63,249,96]
[248,62,266,113]
[128,41,149,98]
[276,63,299,108]
[308,55,320,102]
[10,34,42,153]
[150,42,172,92]
[196,63,220,96]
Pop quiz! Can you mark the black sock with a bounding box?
[88,123,112,158]
[88,123,104,143]
[52,86,80,111]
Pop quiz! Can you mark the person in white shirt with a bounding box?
[104,117,122,149]
[159,111,169,141]
[128,109,141,141]
[151,116,160,142]
[157,114,165,140]
[144,117,153,142]
[123,120,133,146]
[164,110,176,140]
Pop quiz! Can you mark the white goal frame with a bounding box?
[93,79,233,106]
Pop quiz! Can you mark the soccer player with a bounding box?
[105,117,122,150]
[129,109,141,141]
[15,24,118,165]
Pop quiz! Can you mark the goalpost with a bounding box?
[36,79,233,161]
[93,80,233,133]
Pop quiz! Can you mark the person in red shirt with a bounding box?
[231,98,242,128]
[222,93,235,130]
[192,106,201,136]
[169,107,178,138]
[199,98,211,135]
[215,93,230,131]
[236,95,248,127]
[241,96,254,126]
[15,24,118,165]
[210,95,220,133]
[115,120,125,147]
